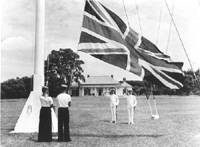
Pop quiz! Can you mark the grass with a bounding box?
[1,95,200,147]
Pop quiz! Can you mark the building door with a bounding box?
[84,88,91,96]
[98,88,103,96]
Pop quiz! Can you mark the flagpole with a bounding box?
[33,0,45,91]
[11,0,46,133]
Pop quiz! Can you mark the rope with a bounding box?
[165,2,174,54]
[144,84,153,117]
[147,99,153,116]
[153,99,159,115]
[31,33,35,90]
[76,0,87,52]
[134,0,143,35]
[164,0,198,81]
[152,92,159,116]
[155,6,163,45]
[75,1,86,143]
[122,0,130,27]
[145,84,160,119]
[197,0,200,6]
[45,55,50,86]
[151,85,159,118]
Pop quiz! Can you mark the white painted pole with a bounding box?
[33,0,45,91]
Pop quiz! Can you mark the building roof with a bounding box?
[120,81,132,88]
[81,76,119,85]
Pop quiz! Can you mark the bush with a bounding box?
[1,77,32,99]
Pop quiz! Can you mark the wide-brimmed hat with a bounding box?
[42,86,48,89]
[128,89,132,93]
[109,88,115,91]
[61,84,67,88]
[42,86,48,93]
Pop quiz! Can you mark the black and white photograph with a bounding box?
[1,0,200,146]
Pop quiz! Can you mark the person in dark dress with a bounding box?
[38,86,53,142]
[56,84,71,142]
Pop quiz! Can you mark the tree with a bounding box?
[45,48,85,97]
[1,76,32,99]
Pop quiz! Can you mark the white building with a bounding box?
[71,75,132,96]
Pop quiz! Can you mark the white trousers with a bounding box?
[111,105,117,122]
[127,106,135,124]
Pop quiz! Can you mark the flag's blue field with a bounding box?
[1,96,200,147]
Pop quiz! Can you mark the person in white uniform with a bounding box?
[38,86,53,142]
[56,84,71,142]
[126,90,137,125]
[109,89,119,123]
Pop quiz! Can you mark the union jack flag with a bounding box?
[78,0,184,89]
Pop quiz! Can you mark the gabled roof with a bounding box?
[120,81,132,88]
[81,76,119,85]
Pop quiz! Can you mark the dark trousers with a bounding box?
[38,107,52,142]
[58,108,70,141]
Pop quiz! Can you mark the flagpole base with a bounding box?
[10,91,58,133]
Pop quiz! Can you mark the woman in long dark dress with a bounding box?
[38,86,53,142]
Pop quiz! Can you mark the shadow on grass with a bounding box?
[101,120,135,125]
[119,122,129,124]
[101,120,110,123]
[1,128,13,132]
[1,128,16,134]
[71,133,164,138]
[28,133,164,143]
[29,137,59,143]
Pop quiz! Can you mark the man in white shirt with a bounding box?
[56,84,71,142]
[109,89,119,123]
[126,90,137,125]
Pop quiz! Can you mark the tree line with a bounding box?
[1,49,200,99]
[2,69,199,99]
[130,69,200,96]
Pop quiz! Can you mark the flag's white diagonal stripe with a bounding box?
[80,28,131,70]
[84,12,124,37]
[91,0,120,30]
[156,66,184,74]
[137,47,172,62]
[139,59,183,89]
[78,43,125,50]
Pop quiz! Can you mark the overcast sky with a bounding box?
[1,0,200,82]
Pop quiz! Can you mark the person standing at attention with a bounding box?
[38,86,53,142]
[57,84,72,142]
[126,90,137,125]
[109,89,119,123]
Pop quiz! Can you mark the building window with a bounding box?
[97,88,103,96]
[84,88,91,96]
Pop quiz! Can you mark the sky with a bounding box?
[1,0,200,82]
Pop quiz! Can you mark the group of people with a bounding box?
[38,84,71,142]
[109,89,137,124]
[37,85,137,142]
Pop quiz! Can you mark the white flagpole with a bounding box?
[11,0,48,133]
[33,0,45,91]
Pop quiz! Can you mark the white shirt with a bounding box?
[57,93,71,108]
[40,96,53,107]
[110,94,119,106]
[127,95,137,108]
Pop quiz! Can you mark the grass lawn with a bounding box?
[1,95,200,147]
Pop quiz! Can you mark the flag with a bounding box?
[78,0,184,89]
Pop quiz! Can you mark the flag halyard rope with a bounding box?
[164,0,198,82]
